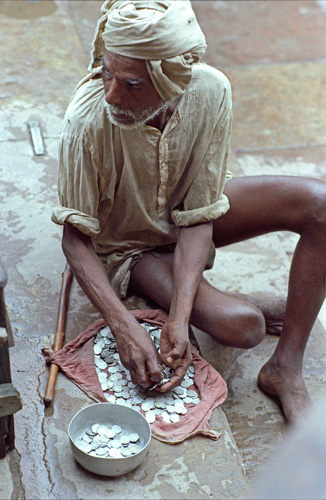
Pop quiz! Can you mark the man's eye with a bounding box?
[128,82,141,90]
[102,66,113,79]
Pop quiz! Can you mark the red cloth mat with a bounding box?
[42,309,227,443]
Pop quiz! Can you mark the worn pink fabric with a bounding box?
[42,309,227,443]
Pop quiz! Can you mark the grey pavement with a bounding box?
[0,1,326,499]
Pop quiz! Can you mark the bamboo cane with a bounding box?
[43,263,73,406]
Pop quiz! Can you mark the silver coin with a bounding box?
[120,391,130,400]
[110,372,123,382]
[100,327,110,337]
[154,399,166,409]
[181,379,193,388]
[106,379,114,390]
[129,444,140,454]
[120,434,130,445]
[108,366,118,374]
[115,397,125,405]
[161,411,171,423]
[105,428,116,439]
[112,425,121,434]
[96,358,107,370]
[82,433,92,444]
[187,389,198,398]
[110,439,121,448]
[174,401,186,414]
[91,437,100,450]
[99,435,109,444]
[109,448,122,458]
[132,396,143,405]
[91,424,100,433]
[97,340,106,350]
[164,395,175,405]
[121,447,132,457]
[113,383,123,393]
[166,404,176,413]
[98,372,107,382]
[174,386,185,395]
[183,396,193,404]
[94,344,102,355]
[142,398,154,411]
[192,397,201,404]
[129,432,139,443]
[97,425,108,436]
[81,443,92,454]
[95,447,106,457]
[170,413,180,423]
[105,394,116,404]
[145,410,156,424]
[120,399,132,408]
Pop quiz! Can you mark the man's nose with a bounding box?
[105,79,123,106]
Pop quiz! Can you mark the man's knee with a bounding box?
[235,305,265,349]
[306,181,326,229]
[199,300,265,349]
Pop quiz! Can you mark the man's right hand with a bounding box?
[114,320,163,388]
[62,223,162,388]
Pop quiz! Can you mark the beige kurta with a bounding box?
[52,62,233,297]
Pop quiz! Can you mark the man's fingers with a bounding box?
[146,359,163,383]
[129,368,138,385]
[159,364,188,392]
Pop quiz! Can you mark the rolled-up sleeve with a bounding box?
[51,130,101,238]
[171,106,232,227]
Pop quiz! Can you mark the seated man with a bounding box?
[52,0,326,422]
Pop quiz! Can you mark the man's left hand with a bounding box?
[158,320,192,391]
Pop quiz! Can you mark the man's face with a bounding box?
[101,50,166,129]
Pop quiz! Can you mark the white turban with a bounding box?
[89,0,206,101]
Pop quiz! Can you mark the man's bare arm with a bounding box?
[62,222,162,386]
[160,221,213,390]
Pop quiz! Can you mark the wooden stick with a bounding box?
[43,263,73,406]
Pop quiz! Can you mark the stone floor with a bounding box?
[0,1,325,499]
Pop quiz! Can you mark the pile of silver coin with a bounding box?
[94,322,200,425]
[77,423,141,458]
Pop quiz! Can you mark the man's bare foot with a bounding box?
[258,359,311,422]
[234,292,286,336]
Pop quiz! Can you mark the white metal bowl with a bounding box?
[68,403,151,476]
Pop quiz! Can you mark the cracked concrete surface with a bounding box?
[1,1,326,498]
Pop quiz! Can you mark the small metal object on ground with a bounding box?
[28,121,45,156]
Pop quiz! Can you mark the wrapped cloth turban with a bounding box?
[89,0,207,101]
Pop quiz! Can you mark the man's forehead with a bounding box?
[103,50,149,78]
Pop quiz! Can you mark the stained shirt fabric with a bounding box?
[52,62,233,297]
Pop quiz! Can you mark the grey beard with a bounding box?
[105,101,168,130]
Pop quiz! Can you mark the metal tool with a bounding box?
[43,263,73,406]
[28,121,45,156]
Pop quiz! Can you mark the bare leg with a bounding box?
[130,252,266,349]
[214,176,326,421]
